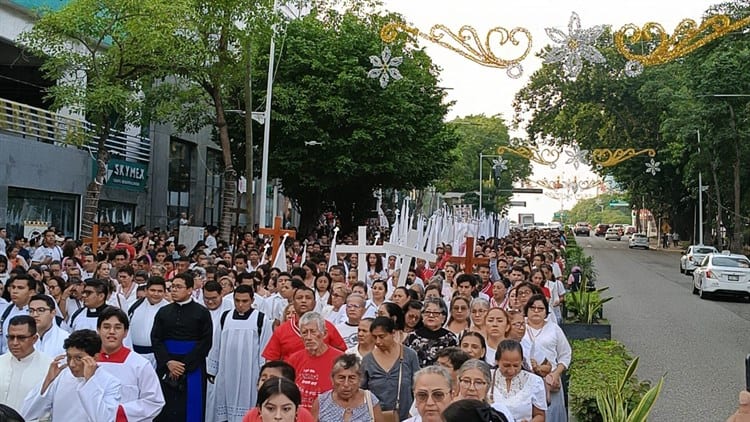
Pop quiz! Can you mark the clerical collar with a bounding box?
[99,346,131,364]
[13,349,37,363]
[233,309,252,320]
[176,297,193,306]
[86,304,108,317]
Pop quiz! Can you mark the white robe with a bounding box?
[22,366,122,422]
[35,324,69,358]
[98,349,165,422]
[0,349,52,412]
[129,299,169,368]
[207,310,273,422]
[205,305,229,422]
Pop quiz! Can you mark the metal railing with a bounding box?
[0,97,151,164]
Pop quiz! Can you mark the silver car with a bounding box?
[680,245,719,274]
[628,233,649,249]
[692,252,750,301]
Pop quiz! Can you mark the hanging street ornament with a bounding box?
[591,148,656,167]
[645,158,661,176]
[368,46,403,89]
[544,12,607,79]
[614,14,750,77]
[563,144,589,169]
[497,145,561,168]
[492,157,508,173]
[380,22,532,78]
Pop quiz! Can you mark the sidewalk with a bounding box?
[647,238,684,253]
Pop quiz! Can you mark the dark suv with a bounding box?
[574,222,590,236]
[595,224,610,236]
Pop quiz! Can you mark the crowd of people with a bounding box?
[0,222,575,422]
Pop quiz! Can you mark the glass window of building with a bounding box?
[204,149,222,227]
[168,138,193,229]
[98,200,135,233]
[5,187,79,241]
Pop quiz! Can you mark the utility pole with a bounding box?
[244,45,254,233]
[697,130,704,245]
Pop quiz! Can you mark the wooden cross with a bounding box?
[334,226,387,283]
[445,236,491,273]
[383,236,437,287]
[82,224,104,254]
[258,216,296,262]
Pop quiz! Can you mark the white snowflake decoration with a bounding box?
[492,158,508,173]
[624,60,644,77]
[564,144,589,169]
[368,47,403,89]
[645,159,661,176]
[544,12,607,78]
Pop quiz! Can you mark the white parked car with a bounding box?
[604,228,621,241]
[692,252,750,301]
[628,233,649,249]
[680,245,719,274]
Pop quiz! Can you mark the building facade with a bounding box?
[0,0,223,240]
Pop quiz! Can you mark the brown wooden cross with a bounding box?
[81,224,104,254]
[445,236,491,272]
[258,216,296,262]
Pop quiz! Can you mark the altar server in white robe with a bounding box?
[207,285,273,422]
[97,307,165,421]
[30,294,69,358]
[21,329,122,422]
[203,280,232,422]
[0,315,51,412]
[128,277,170,368]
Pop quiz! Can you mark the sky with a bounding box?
[379,0,714,222]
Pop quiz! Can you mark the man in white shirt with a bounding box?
[69,279,111,332]
[30,294,68,358]
[21,329,122,422]
[97,307,165,421]
[0,315,52,412]
[335,293,365,349]
[30,229,63,266]
[128,277,170,368]
[0,274,35,354]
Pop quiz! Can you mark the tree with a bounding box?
[433,115,531,213]
[146,0,277,242]
[259,10,457,233]
[18,0,188,237]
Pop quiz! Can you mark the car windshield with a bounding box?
[711,257,750,268]
[634,234,646,238]
[696,247,717,254]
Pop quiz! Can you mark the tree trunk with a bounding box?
[711,161,723,247]
[80,122,111,238]
[211,86,236,243]
[728,103,743,252]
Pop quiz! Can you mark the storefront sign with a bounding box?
[93,159,148,192]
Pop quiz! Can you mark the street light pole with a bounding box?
[479,153,483,212]
[244,47,254,232]
[697,130,704,245]
[259,0,279,228]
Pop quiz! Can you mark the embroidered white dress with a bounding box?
[490,370,547,422]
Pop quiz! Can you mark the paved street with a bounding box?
[575,234,750,420]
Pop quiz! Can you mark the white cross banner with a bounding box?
[334,226,386,284]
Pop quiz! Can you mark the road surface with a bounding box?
[575,234,749,420]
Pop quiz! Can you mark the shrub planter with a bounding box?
[561,322,611,340]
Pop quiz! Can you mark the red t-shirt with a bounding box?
[262,317,346,361]
[287,346,343,410]
[242,407,315,422]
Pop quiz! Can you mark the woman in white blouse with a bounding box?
[523,294,572,422]
[490,339,546,422]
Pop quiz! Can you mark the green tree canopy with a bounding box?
[258,10,457,231]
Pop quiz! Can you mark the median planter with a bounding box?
[561,321,611,340]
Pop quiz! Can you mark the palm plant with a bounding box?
[596,357,665,422]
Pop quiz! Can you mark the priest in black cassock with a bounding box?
[151,272,213,422]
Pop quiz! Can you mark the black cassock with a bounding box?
[151,300,213,422]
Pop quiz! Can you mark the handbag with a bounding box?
[381,345,404,422]
[364,389,375,421]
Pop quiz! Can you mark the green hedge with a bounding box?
[569,339,652,421]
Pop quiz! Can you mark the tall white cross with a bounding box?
[334,226,387,283]
[383,235,438,287]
